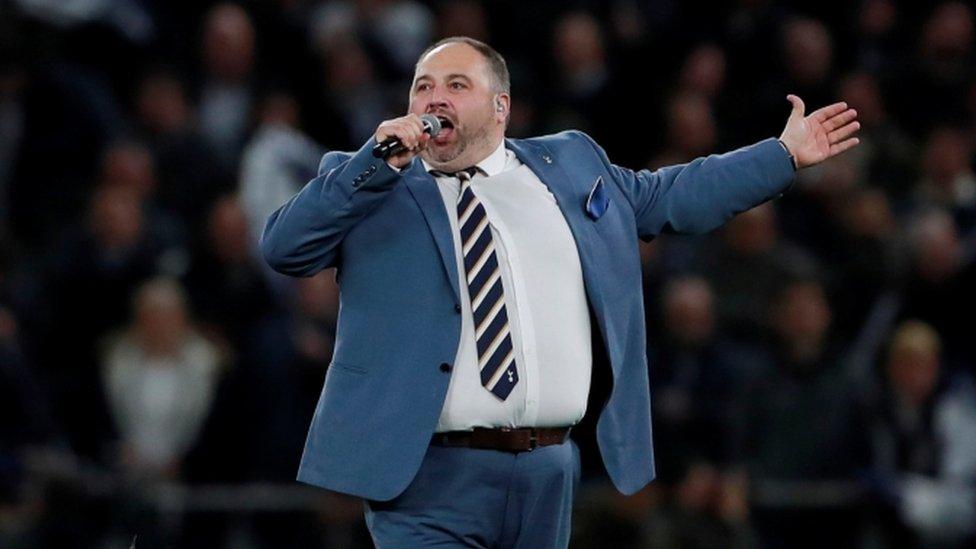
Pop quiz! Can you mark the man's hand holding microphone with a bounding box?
[372,113,442,169]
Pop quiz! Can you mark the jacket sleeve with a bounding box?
[575,131,796,240]
[260,138,401,276]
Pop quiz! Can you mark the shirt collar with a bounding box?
[423,139,507,178]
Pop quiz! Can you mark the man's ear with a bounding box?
[494,93,511,121]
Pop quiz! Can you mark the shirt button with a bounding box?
[439,363,453,373]
[454,303,461,313]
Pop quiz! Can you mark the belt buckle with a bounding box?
[528,430,538,451]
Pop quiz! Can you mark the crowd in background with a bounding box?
[1,0,975,547]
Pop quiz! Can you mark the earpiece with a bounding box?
[495,98,504,113]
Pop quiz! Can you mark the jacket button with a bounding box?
[439,362,453,373]
[454,303,461,313]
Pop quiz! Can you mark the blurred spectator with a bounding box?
[902,2,975,132]
[829,186,904,340]
[134,68,224,232]
[674,43,745,151]
[197,3,258,176]
[780,18,835,106]
[435,0,490,43]
[750,16,837,137]
[91,139,188,266]
[732,276,872,547]
[44,183,160,460]
[239,91,324,263]
[7,60,126,249]
[898,209,976,369]
[183,194,277,350]
[651,90,717,166]
[101,277,222,478]
[678,44,726,100]
[307,33,390,148]
[548,11,632,162]
[915,126,976,234]
[693,203,816,345]
[854,0,906,77]
[837,70,917,201]
[648,276,761,482]
[869,321,976,548]
[552,11,609,108]
[99,139,156,199]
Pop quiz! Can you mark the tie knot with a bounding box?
[430,166,482,181]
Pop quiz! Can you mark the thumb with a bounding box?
[786,94,805,119]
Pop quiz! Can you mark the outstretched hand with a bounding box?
[778,95,860,169]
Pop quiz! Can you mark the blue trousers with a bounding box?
[363,439,581,548]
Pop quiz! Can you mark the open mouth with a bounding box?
[433,116,455,143]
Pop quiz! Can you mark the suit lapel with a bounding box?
[401,160,462,304]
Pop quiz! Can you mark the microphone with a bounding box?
[372,114,442,159]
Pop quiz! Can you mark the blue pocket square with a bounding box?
[585,176,609,220]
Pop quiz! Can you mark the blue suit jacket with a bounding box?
[260,130,795,501]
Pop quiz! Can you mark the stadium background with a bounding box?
[1,0,975,547]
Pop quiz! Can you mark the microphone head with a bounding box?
[420,113,442,137]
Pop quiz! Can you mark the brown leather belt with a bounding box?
[430,427,571,453]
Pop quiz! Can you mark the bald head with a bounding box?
[416,37,510,95]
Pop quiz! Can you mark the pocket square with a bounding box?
[585,176,609,220]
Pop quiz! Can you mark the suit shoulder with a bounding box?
[525,129,595,147]
[520,129,605,159]
[523,130,611,168]
[317,148,356,174]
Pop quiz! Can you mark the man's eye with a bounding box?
[416,83,430,91]
[450,82,466,90]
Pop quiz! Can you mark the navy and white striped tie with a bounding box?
[433,167,519,400]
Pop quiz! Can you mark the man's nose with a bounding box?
[427,89,449,111]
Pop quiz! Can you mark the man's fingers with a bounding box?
[823,108,858,132]
[397,121,421,149]
[811,102,848,123]
[376,115,426,147]
[828,121,860,143]
[829,137,860,157]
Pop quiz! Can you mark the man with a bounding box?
[261,36,860,547]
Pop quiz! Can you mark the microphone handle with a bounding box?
[372,137,407,159]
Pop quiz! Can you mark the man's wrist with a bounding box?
[777,139,798,171]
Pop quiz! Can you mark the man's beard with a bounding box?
[427,135,468,164]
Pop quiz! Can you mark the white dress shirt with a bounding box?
[422,141,592,431]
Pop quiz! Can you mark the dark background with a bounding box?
[1,0,975,547]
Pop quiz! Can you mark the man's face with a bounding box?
[410,43,506,170]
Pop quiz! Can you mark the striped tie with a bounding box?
[432,167,519,400]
